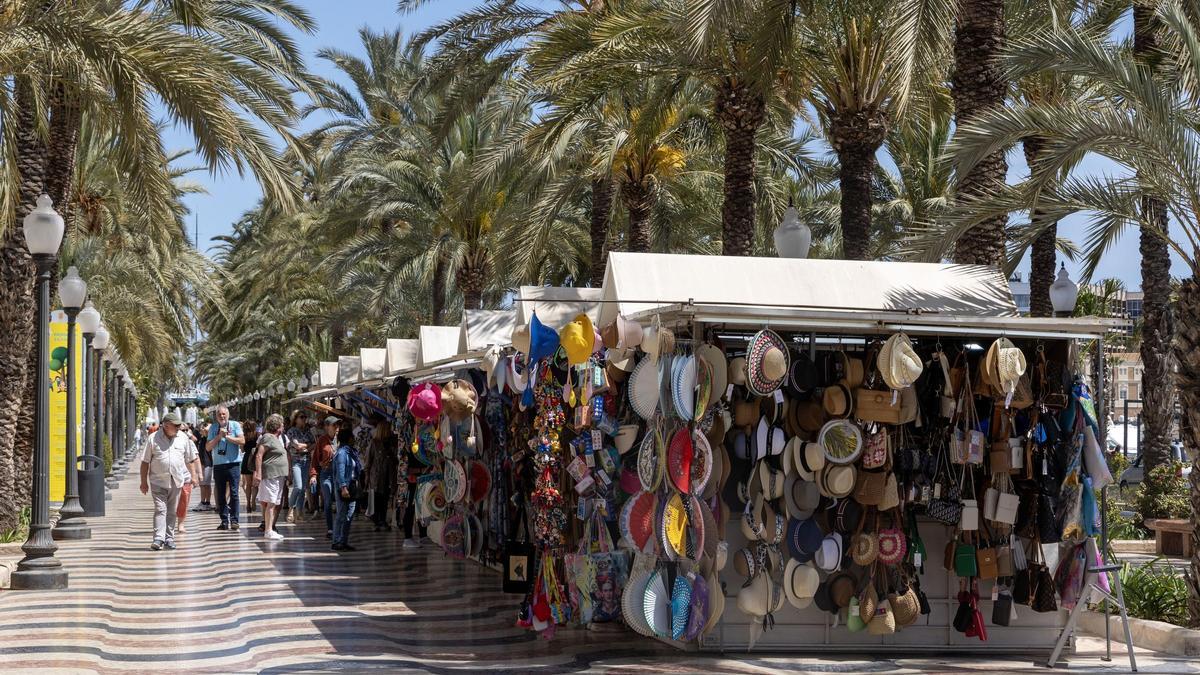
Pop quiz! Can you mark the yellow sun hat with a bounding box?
[560,313,595,365]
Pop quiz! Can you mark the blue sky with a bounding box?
[165,0,1184,291]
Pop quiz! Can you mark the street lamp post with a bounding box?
[11,195,69,590]
[114,372,124,465]
[79,303,100,494]
[52,267,90,540]
[94,328,110,478]
[1050,263,1080,318]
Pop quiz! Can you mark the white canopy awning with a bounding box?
[337,355,361,386]
[359,348,386,380]
[598,252,1018,328]
[517,285,602,329]
[317,361,338,388]
[418,326,460,367]
[386,338,419,375]
[459,309,516,353]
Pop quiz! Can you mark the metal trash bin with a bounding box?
[78,454,105,518]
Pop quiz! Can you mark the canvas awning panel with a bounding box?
[459,309,516,353]
[517,286,602,329]
[418,326,460,367]
[318,361,338,388]
[386,338,419,375]
[598,252,1019,328]
[360,348,387,380]
[337,355,361,386]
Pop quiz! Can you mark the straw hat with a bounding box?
[794,398,827,433]
[794,440,826,481]
[785,475,821,520]
[697,343,728,401]
[728,356,748,387]
[560,313,595,366]
[701,568,725,638]
[746,329,789,396]
[737,572,774,619]
[839,353,866,389]
[827,569,856,608]
[602,314,644,350]
[441,379,478,422]
[758,461,785,501]
[627,358,660,420]
[641,321,676,364]
[818,464,856,499]
[992,337,1027,393]
[822,383,853,419]
[783,559,820,610]
[878,333,923,390]
[511,323,531,355]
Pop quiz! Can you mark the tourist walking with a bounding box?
[364,417,397,531]
[174,422,200,534]
[240,420,259,513]
[331,427,361,551]
[284,410,314,524]
[193,421,214,512]
[138,412,200,551]
[309,416,339,538]
[206,406,245,530]
[254,414,289,540]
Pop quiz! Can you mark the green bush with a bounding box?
[1102,493,1150,540]
[1133,463,1191,520]
[0,507,31,544]
[102,435,112,473]
[1107,558,1193,628]
[1107,450,1131,482]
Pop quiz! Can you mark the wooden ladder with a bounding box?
[1046,537,1137,671]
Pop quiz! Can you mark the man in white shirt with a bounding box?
[140,413,201,551]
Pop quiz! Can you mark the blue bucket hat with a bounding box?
[787,516,823,563]
[526,312,560,364]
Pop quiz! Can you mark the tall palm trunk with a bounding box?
[1024,137,1057,317]
[715,79,766,257]
[589,177,614,286]
[431,247,449,325]
[829,111,887,260]
[621,179,653,253]
[1134,0,1176,476]
[1174,277,1200,624]
[455,247,490,311]
[0,81,49,532]
[951,0,1008,267]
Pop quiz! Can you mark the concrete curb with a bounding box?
[1080,610,1200,656]
[1110,540,1156,554]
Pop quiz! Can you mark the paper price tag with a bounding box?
[913,551,922,568]
[725,384,734,400]
[1005,389,1014,409]
[773,389,784,404]
[991,584,1000,601]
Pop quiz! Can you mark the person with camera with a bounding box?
[205,406,245,530]
[331,427,362,551]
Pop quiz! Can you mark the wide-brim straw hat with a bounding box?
[697,343,728,402]
[511,322,531,355]
[794,397,827,433]
[822,383,854,419]
[879,332,923,390]
[784,558,820,610]
[818,464,857,499]
[993,337,1027,392]
[728,356,748,388]
[795,440,827,481]
[746,329,789,396]
[602,314,644,351]
[701,568,725,638]
[785,475,821,520]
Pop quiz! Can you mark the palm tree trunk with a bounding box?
[1173,277,1200,625]
[1134,0,1176,477]
[1024,137,1057,317]
[621,180,653,253]
[951,0,1008,267]
[431,248,449,325]
[715,79,766,257]
[589,177,614,286]
[0,80,49,532]
[455,248,491,311]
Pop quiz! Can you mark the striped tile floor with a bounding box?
[1,466,1196,674]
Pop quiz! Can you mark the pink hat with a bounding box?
[407,382,442,422]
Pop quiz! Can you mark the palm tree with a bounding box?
[799,0,952,259]
[950,0,1009,267]
[1133,0,1177,479]
[938,11,1200,620]
[0,0,315,531]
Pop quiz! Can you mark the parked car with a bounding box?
[1118,442,1190,490]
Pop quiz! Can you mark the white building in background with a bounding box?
[1009,273,1031,315]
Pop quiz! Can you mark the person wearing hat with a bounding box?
[139,412,201,551]
[308,416,341,538]
[205,405,246,531]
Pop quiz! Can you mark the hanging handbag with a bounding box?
[953,587,974,632]
[991,472,1021,526]
[993,585,1015,626]
[1037,349,1071,410]
[960,470,980,531]
[877,510,907,566]
[856,388,903,424]
[954,533,978,578]
[503,502,535,594]
[854,470,887,507]
[861,426,890,470]
[975,524,999,580]
[996,538,1014,577]
[1027,540,1059,613]
[928,450,964,526]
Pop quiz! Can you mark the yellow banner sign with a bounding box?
[49,314,82,503]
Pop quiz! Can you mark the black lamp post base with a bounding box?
[50,522,91,540]
[10,566,69,590]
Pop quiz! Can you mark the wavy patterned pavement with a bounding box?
[2,472,1197,674]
